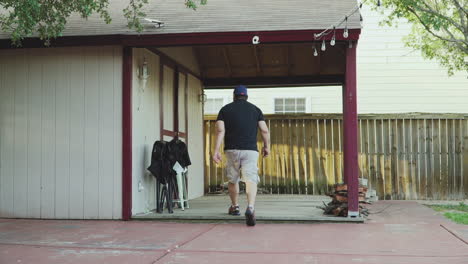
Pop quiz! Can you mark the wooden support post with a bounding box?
[343,42,359,217]
[122,47,133,221]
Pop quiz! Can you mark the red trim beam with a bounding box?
[122,47,133,221]
[0,29,361,49]
[343,42,359,216]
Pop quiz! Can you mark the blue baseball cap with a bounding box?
[234,85,248,96]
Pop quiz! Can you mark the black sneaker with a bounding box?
[245,207,256,226]
[228,205,240,216]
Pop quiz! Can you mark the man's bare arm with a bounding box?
[213,120,225,163]
[258,120,270,157]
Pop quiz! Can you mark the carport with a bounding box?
[123,1,362,220]
[0,0,361,221]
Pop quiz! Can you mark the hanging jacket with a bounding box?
[147,141,172,184]
[167,138,192,168]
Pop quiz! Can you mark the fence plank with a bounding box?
[463,119,468,198]
[307,119,316,194]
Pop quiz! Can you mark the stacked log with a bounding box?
[321,183,369,217]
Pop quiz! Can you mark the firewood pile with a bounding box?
[320,183,370,217]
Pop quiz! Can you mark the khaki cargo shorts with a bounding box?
[225,150,260,184]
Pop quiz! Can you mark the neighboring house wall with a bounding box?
[205,6,468,114]
[132,47,204,215]
[0,47,123,219]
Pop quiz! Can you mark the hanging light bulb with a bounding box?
[321,39,326,51]
[330,27,336,46]
[343,16,349,38]
[313,45,318,56]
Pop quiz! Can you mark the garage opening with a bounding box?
[131,41,360,221]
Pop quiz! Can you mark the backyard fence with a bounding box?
[204,113,468,200]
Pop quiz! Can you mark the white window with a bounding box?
[274,98,306,114]
[204,98,225,114]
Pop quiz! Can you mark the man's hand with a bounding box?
[262,146,270,157]
[213,151,222,164]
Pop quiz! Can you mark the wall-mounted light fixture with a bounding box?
[199,93,207,103]
[138,58,149,80]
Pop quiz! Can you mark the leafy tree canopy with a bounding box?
[0,0,206,46]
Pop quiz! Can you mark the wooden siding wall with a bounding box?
[187,75,205,199]
[131,48,161,215]
[131,48,204,215]
[205,114,468,200]
[0,47,123,219]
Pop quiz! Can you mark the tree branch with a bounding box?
[407,6,463,43]
[450,0,468,16]
[418,1,466,33]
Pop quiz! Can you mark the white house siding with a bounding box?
[157,47,205,200]
[187,74,205,199]
[131,48,204,215]
[357,5,467,113]
[0,47,123,219]
[205,6,468,114]
[131,48,161,215]
[157,47,201,76]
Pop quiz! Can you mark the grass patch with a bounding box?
[429,202,468,213]
[427,202,468,225]
[443,212,468,225]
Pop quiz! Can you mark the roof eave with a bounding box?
[0,29,361,49]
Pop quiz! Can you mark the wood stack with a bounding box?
[320,183,369,217]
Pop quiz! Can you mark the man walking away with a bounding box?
[213,85,270,226]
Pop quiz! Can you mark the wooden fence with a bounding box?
[204,114,468,200]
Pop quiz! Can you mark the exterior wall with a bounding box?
[131,47,204,215]
[357,5,467,113]
[205,6,468,114]
[131,48,161,215]
[158,47,205,200]
[0,47,123,219]
[187,75,205,199]
[157,47,201,76]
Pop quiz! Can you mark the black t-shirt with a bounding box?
[216,100,265,151]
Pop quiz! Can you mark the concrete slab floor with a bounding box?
[133,195,364,223]
[0,201,467,264]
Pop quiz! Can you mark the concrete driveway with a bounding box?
[0,201,467,264]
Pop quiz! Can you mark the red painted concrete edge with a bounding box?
[0,29,361,49]
[343,42,359,213]
[122,47,133,220]
[440,224,468,245]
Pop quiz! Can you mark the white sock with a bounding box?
[248,205,254,211]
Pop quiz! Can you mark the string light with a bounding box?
[330,27,336,46]
[311,1,380,55]
[313,0,381,41]
[343,16,349,38]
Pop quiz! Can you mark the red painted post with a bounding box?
[122,47,133,220]
[343,42,359,217]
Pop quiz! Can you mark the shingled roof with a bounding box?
[0,0,361,40]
